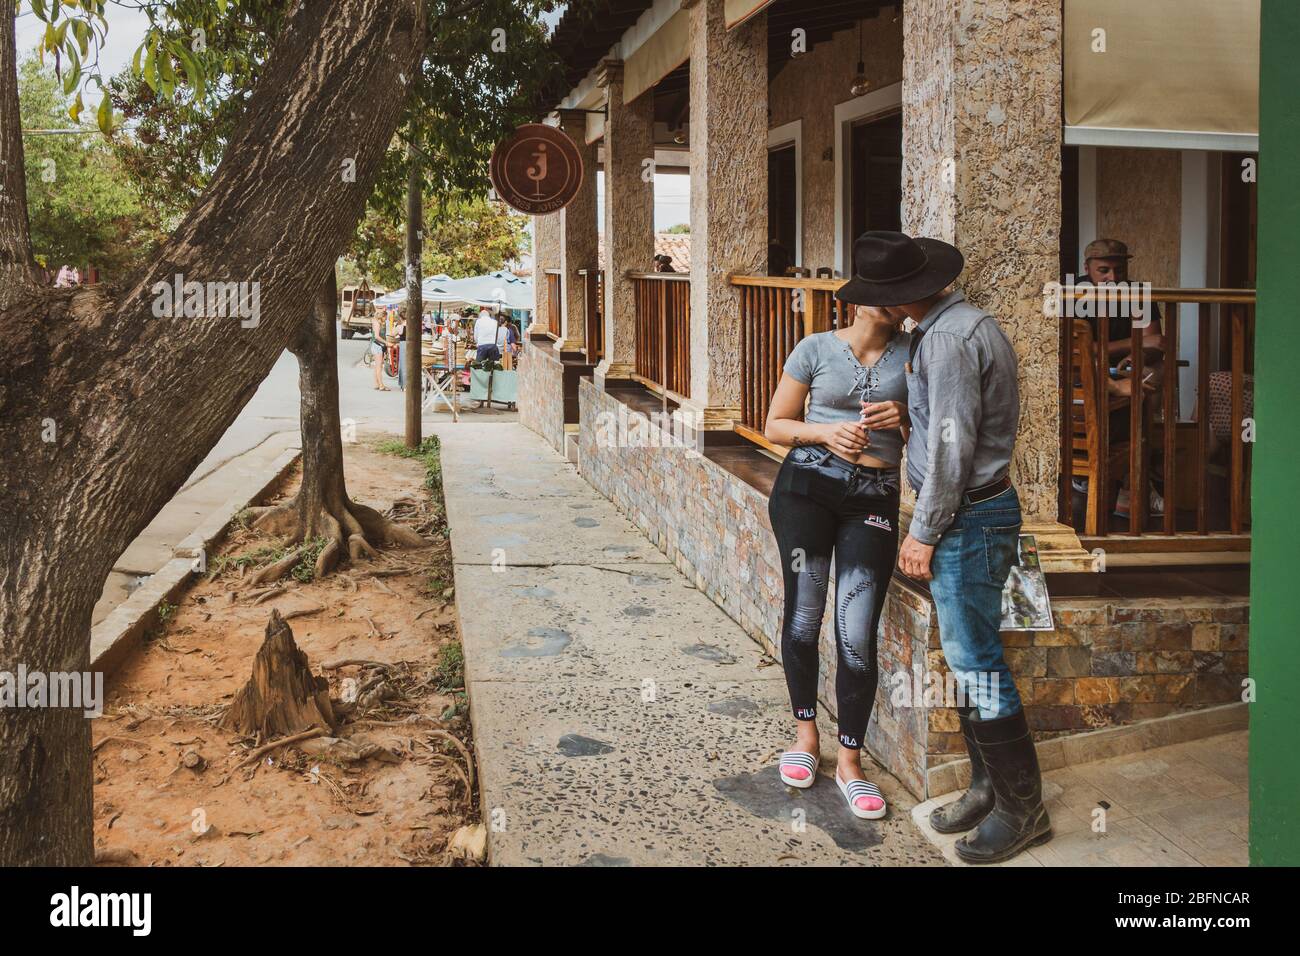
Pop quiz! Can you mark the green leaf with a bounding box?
[62,50,81,94]
[31,0,49,23]
[71,19,91,57]
[175,44,205,100]
[69,90,84,123]
[96,90,112,135]
[143,41,158,92]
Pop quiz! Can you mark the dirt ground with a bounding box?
[92,437,479,867]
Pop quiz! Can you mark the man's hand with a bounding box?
[822,421,869,459]
[898,533,935,582]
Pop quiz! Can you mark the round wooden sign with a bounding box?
[490,123,584,215]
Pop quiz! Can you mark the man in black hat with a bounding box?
[836,231,1050,863]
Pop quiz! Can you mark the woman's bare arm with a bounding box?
[764,374,868,459]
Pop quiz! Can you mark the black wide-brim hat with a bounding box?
[834,231,964,307]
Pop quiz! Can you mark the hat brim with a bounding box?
[834,238,965,307]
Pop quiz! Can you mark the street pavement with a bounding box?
[92,328,515,626]
[437,420,945,866]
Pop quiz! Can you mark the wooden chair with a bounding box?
[1071,319,1132,535]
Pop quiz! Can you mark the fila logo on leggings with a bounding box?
[796,707,816,720]
[864,515,892,532]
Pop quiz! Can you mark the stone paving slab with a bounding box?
[912,730,1248,867]
[436,421,944,868]
[456,563,777,684]
[446,494,668,566]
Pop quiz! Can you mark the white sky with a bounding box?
[14,2,150,83]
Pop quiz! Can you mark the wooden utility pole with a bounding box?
[404,140,423,448]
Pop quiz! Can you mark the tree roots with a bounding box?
[243,497,425,585]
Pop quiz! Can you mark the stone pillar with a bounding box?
[529,210,561,335]
[902,0,1089,570]
[556,108,599,356]
[685,0,767,428]
[595,58,655,384]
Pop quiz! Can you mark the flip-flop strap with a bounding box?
[779,751,818,772]
[844,779,883,801]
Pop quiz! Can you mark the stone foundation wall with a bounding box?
[517,335,566,456]
[578,380,1251,798]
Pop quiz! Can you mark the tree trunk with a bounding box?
[0,0,427,866]
[0,0,40,308]
[404,141,423,447]
[220,610,336,738]
[244,269,424,581]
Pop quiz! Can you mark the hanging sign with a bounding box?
[489,123,584,215]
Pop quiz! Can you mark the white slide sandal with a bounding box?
[836,772,887,819]
[778,751,819,789]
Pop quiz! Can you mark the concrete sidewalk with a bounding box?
[437,421,944,866]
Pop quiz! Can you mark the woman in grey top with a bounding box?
[762,280,909,820]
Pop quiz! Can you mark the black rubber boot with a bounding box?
[929,707,994,834]
[954,709,1051,864]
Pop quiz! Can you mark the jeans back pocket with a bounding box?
[982,524,1022,586]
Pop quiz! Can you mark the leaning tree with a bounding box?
[103,0,554,578]
[0,0,553,866]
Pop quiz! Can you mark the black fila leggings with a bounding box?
[768,445,901,750]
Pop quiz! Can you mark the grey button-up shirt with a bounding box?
[905,290,1019,545]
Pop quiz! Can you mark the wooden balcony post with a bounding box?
[682,0,767,430]
[556,108,598,357]
[595,59,654,386]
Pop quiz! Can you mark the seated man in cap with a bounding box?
[1077,238,1167,517]
[1080,238,1165,398]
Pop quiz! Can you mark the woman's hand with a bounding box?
[860,400,908,431]
[822,421,870,459]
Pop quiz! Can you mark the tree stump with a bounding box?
[220,609,337,737]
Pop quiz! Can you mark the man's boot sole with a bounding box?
[954,825,1053,865]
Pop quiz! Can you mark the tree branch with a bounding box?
[0,0,40,307]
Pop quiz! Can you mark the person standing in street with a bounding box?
[473,307,502,363]
[878,230,1051,864]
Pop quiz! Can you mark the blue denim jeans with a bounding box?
[928,486,1022,719]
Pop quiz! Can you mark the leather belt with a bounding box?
[963,475,1011,505]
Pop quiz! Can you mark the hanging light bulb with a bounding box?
[850,19,870,96]
[851,60,870,96]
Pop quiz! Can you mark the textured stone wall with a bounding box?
[532,211,561,331]
[599,60,655,379]
[558,109,599,352]
[768,12,905,273]
[687,0,768,419]
[518,335,567,455]
[578,381,1248,798]
[902,0,1063,523]
[1096,147,1182,287]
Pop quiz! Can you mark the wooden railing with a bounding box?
[1057,286,1255,551]
[631,272,690,399]
[579,268,604,362]
[544,269,562,338]
[732,275,849,443]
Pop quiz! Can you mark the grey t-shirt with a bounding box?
[782,329,911,466]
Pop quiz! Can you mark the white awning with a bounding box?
[725,0,774,29]
[1064,0,1259,150]
[624,8,690,103]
